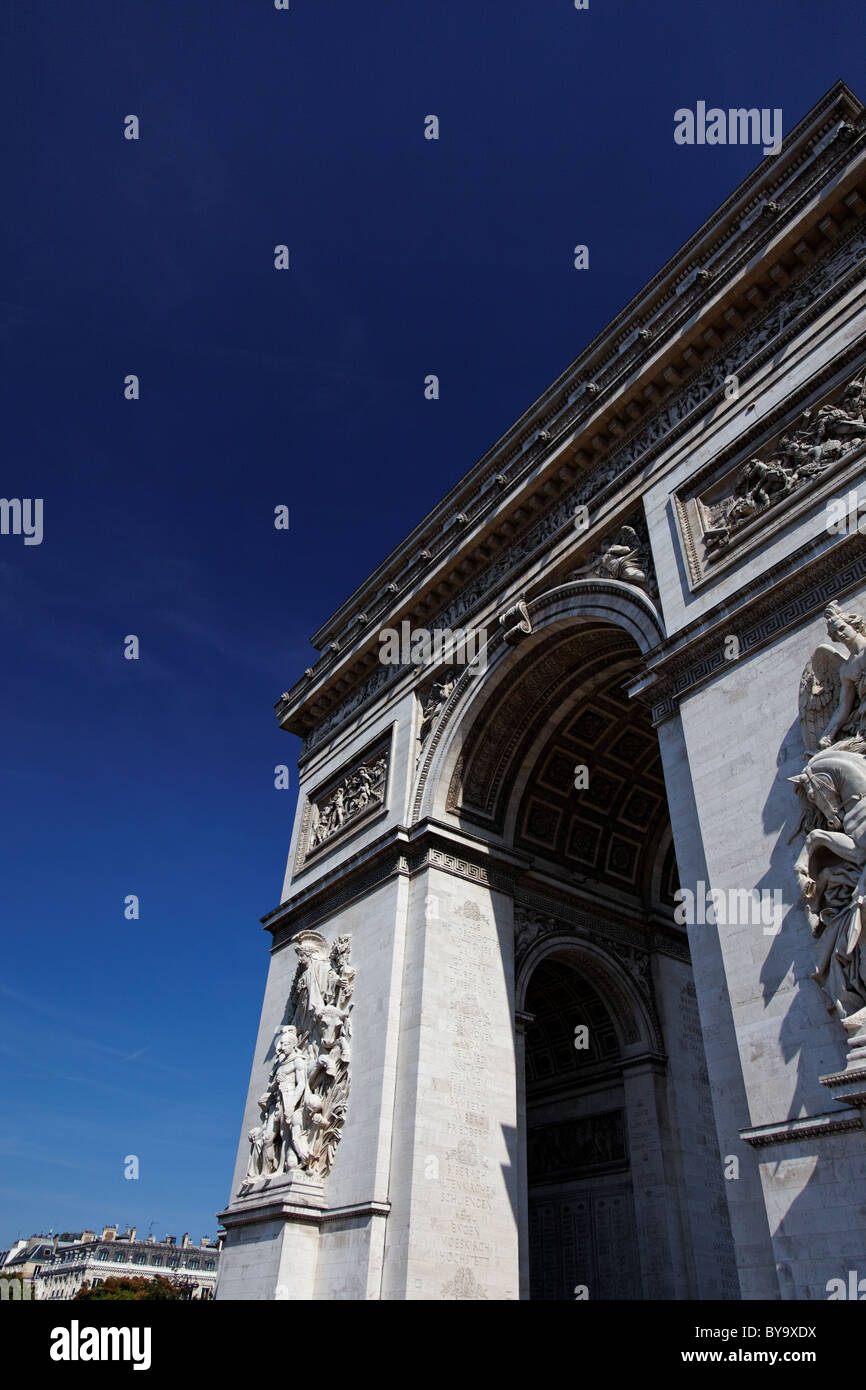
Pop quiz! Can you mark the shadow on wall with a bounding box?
[760,714,851,1122]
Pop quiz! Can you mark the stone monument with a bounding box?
[217,82,866,1300]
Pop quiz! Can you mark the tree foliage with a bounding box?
[74,1275,183,1301]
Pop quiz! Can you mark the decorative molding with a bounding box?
[294,731,392,874]
[217,1197,391,1230]
[676,357,866,584]
[268,841,408,949]
[515,906,665,1054]
[648,531,866,724]
[740,1112,862,1146]
[291,210,866,754]
[499,599,533,646]
[408,844,515,895]
[280,87,863,720]
[266,825,525,949]
[514,886,648,947]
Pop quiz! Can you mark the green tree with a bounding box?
[74,1275,182,1301]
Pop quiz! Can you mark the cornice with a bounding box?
[296,206,866,756]
[278,84,866,744]
[740,1111,861,1146]
[262,820,533,948]
[263,816,683,958]
[638,528,866,725]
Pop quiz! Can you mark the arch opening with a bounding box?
[524,956,642,1301]
[416,587,733,1300]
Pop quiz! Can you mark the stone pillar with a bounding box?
[655,714,779,1299]
[381,861,519,1299]
[216,871,411,1300]
[650,949,741,1299]
[515,1010,532,1301]
[620,1056,684,1299]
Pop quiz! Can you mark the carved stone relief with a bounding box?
[243,931,354,1187]
[418,670,459,748]
[792,600,866,1050]
[677,365,866,579]
[570,519,657,597]
[299,222,866,755]
[297,738,390,870]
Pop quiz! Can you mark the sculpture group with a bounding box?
[571,523,656,596]
[309,757,386,850]
[793,601,866,1033]
[245,931,354,1183]
[705,374,865,553]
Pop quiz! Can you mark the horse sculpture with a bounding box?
[791,747,866,1029]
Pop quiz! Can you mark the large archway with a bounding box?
[413,582,729,1299]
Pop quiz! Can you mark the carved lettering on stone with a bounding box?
[244,932,354,1185]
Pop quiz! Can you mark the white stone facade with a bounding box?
[218,82,866,1300]
[36,1234,219,1301]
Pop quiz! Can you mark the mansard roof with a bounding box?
[278,80,865,744]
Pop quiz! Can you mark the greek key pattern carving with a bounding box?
[650,533,866,724]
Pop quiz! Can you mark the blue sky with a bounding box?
[0,0,862,1246]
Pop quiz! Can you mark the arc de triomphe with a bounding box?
[217,82,866,1300]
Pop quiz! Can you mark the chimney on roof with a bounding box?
[181,1233,189,1249]
[80,1231,95,1244]
[165,1235,175,1246]
[200,1236,210,1248]
[101,1226,117,1242]
[129,1227,136,1242]
[52,1235,59,1252]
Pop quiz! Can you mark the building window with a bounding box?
[132,1254,146,1265]
[204,1261,215,1271]
[97,1250,109,1262]
[152,1256,162,1267]
[188,1259,199,1270]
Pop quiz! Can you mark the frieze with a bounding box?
[677,364,866,582]
[648,531,866,725]
[291,90,862,679]
[526,1110,628,1180]
[298,216,866,755]
[294,733,391,874]
[410,845,515,895]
